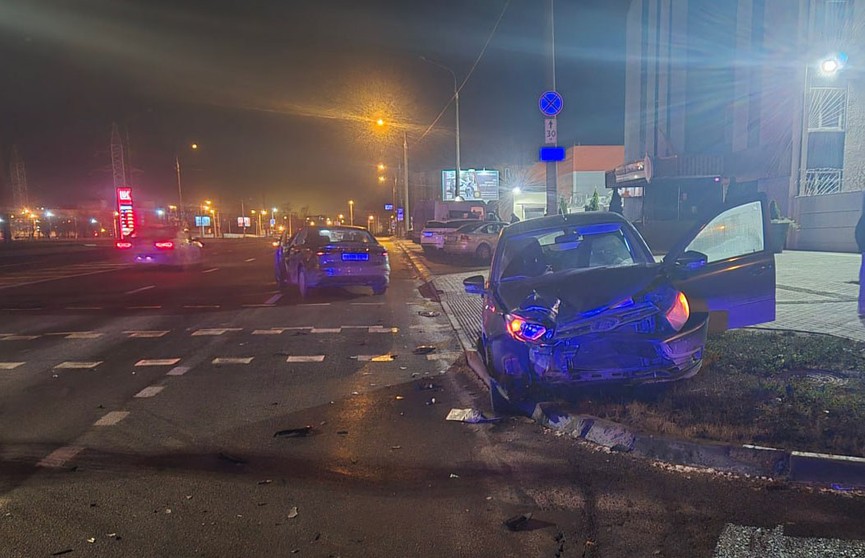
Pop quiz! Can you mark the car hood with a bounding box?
[496,264,662,320]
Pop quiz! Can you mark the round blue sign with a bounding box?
[538,90,563,116]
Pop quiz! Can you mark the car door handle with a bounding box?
[749,264,773,275]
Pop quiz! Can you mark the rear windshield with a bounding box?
[131,227,178,239]
[310,228,375,245]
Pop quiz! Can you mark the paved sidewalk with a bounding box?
[399,241,865,344]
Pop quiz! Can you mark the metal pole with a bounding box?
[798,66,810,196]
[454,75,461,201]
[403,131,410,234]
[175,155,184,224]
[349,202,354,226]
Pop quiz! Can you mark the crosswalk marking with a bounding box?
[265,293,283,304]
[167,366,191,376]
[1,335,39,341]
[37,446,85,468]
[192,328,242,336]
[286,355,326,363]
[369,326,399,334]
[312,327,341,334]
[64,332,104,339]
[212,357,254,365]
[54,361,102,369]
[93,411,129,426]
[0,362,24,370]
[252,329,285,335]
[134,386,165,398]
[354,354,397,362]
[135,358,181,367]
[125,330,169,338]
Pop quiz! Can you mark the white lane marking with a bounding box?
[0,267,126,291]
[350,302,384,306]
[134,386,165,398]
[286,355,326,363]
[125,285,156,295]
[65,332,104,340]
[37,446,85,468]
[1,335,39,341]
[212,357,254,365]
[192,328,241,336]
[300,303,331,307]
[54,361,102,369]
[265,293,283,305]
[253,329,285,335]
[183,305,221,309]
[135,358,181,367]
[167,366,191,376]
[341,325,376,329]
[202,267,220,274]
[125,330,169,338]
[0,362,25,370]
[65,306,103,310]
[127,305,163,310]
[369,326,399,334]
[93,411,129,426]
[311,327,341,334]
[354,354,397,362]
[242,304,275,308]
[245,258,256,262]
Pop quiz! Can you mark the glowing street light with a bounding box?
[512,187,522,195]
[376,118,385,127]
[377,163,386,171]
[348,200,355,226]
[191,143,199,150]
[378,176,386,183]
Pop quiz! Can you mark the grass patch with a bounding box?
[567,330,865,457]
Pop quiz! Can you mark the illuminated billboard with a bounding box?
[115,187,135,239]
[442,169,499,202]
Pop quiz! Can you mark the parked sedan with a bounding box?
[274,225,389,298]
[463,199,776,413]
[117,226,204,269]
[443,221,508,261]
[420,219,481,253]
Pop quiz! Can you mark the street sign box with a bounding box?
[384,203,394,211]
[544,118,557,144]
[539,146,566,162]
[538,91,563,117]
[396,208,404,222]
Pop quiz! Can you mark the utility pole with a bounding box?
[545,0,559,216]
[403,131,410,234]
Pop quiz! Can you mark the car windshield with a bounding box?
[497,223,644,282]
[456,222,485,233]
[311,228,375,245]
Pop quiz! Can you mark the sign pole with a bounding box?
[538,91,564,216]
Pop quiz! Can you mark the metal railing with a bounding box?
[802,168,843,196]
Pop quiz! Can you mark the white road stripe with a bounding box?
[125,330,169,338]
[1,335,39,341]
[127,305,163,310]
[369,326,399,334]
[286,355,326,363]
[253,329,285,335]
[212,357,254,365]
[192,328,241,336]
[65,306,103,310]
[167,366,191,376]
[125,285,156,295]
[265,293,283,305]
[93,411,129,426]
[54,361,102,369]
[312,327,341,334]
[135,358,181,367]
[300,303,331,307]
[0,362,24,370]
[202,267,220,273]
[351,302,384,306]
[245,258,256,262]
[37,446,85,468]
[341,325,376,329]
[64,332,104,339]
[354,354,397,362]
[0,267,126,291]
[242,304,275,308]
[183,305,221,309]
[134,386,165,398]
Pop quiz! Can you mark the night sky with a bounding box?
[0,0,630,215]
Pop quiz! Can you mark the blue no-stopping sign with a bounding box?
[538,91,563,117]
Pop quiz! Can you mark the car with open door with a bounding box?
[463,198,775,413]
[275,225,389,298]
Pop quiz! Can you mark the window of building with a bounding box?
[808,87,847,131]
[814,0,851,42]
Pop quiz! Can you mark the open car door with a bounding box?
[663,197,775,332]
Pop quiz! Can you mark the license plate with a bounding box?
[341,253,369,261]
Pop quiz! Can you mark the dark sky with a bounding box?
[0,0,630,215]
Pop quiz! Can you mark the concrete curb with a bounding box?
[393,240,865,488]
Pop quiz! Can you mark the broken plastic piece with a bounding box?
[449,473,459,478]
[288,506,299,519]
[446,408,503,423]
[273,426,313,438]
[503,512,533,532]
[418,311,441,318]
[413,345,437,354]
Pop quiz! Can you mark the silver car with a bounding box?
[420,219,481,253]
[443,221,507,261]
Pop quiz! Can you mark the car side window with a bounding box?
[685,201,764,263]
[292,230,307,246]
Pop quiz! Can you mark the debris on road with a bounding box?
[288,506,299,519]
[503,512,533,532]
[395,396,404,400]
[449,473,459,479]
[218,452,248,464]
[337,430,349,436]
[426,398,437,405]
[418,382,441,391]
[413,345,436,355]
[446,408,503,423]
[87,538,96,544]
[418,311,440,318]
[273,426,313,438]
[390,445,402,450]
[258,480,272,485]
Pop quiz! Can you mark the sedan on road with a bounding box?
[443,221,508,262]
[118,226,204,269]
[463,199,776,412]
[420,219,481,253]
[274,225,390,298]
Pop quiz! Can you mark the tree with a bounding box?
[585,189,600,212]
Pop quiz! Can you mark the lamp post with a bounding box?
[368,214,375,232]
[348,200,354,226]
[175,143,199,225]
[421,56,461,201]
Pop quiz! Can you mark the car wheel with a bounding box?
[297,267,309,299]
[476,244,492,262]
[489,378,530,416]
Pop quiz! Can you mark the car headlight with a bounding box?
[505,314,549,343]
[664,291,690,332]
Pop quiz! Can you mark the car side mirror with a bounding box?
[463,275,486,295]
[674,250,708,270]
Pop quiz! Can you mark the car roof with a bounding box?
[502,212,630,236]
[306,224,369,232]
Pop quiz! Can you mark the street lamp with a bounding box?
[373,120,410,236]
[368,215,375,232]
[421,56,461,199]
[175,143,200,225]
[348,200,355,226]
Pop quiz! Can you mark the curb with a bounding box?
[394,240,865,488]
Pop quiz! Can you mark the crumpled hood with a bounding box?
[497,264,662,321]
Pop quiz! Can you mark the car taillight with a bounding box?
[154,241,174,250]
[115,241,132,249]
[665,291,690,331]
[505,314,548,343]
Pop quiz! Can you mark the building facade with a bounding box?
[619,0,865,251]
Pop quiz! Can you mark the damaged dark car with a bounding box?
[464,199,776,412]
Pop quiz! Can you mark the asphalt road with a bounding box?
[0,239,864,557]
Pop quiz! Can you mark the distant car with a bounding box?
[420,219,481,253]
[443,221,508,261]
[407,229,421,244]
[274,225,390,298]
[118,226,204,269]
[463,199,776,413]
